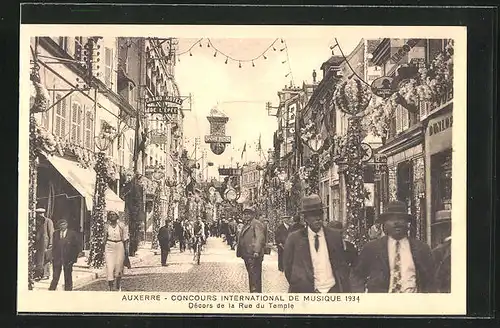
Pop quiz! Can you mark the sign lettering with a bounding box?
[390,38,421,65]
[204,135,231,144]
[428,115,453,136]
[146,95,183,115]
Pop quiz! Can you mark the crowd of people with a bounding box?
[32,193,451,294]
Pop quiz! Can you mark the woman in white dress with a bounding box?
[104,211,129,291]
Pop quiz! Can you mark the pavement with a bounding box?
[32,242,156,291]
[76,237,289,292]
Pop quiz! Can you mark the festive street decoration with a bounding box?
[333,78,371,116]
[177,38,293,78]
[87,151,108,268]
[205,107,231,155]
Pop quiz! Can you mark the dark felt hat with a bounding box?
[300,194,325,214]
[432,210,451,226]
[242,205,256,214]
[377,200,412,223]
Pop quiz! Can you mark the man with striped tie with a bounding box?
[350,201,436,293]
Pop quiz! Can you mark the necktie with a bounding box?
[314,234,319,252]
[391,240,402,293]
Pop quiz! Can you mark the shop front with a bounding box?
[425,107,453,248]
[37,154,125,250]
[377,124,426,240]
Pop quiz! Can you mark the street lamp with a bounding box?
[94,133,112,152]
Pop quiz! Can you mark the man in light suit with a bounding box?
[49,219,81,291]
[34,208,54,281]
[350,200,436,293]
[283,194,351,293]
[236,205,266,293]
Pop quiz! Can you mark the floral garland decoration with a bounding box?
[364,40,454,138]
[87,151,108,268]
[333,78,371,116]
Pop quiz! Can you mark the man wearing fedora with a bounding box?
[283,194,351,293]
[431,210,451,293]
[236,205,266,293]
[275,215,293,272]
[350,200,436,293]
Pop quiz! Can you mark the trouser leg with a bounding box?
[245,257,263,293]
[49,262,62,290]
[63,264,73,291]
[160,247,168,265]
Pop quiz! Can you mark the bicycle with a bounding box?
[192,235,203,265]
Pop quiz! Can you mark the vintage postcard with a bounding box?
[18,24,466,315]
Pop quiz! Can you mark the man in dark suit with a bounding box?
[350,200,436,293]
[48,219,81,291]
[283,194,351,293]
[328,221,358,269]
[227,218,238,250]
[431,210,451,293]
[289,215,304,233]
[274,215,292,272]
[236,205,266,293]
[158,220,171,266]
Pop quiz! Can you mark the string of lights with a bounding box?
[177,38,293,77]
[333,38,372,87]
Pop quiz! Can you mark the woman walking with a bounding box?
[104,211,129,291]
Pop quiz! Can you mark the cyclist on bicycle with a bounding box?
[192,217,206,262]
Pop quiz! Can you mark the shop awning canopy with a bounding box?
[45,155,125,213]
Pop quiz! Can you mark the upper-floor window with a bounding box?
[53,94,67,140]
[74,37,84,60]
[104,47,114,88]
[84,110,94,150]
[70,101,83,145]
[58,37,69,52]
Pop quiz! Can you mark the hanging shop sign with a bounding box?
[205,108,231,155]
[389,38,421,65]
[370,76,397,99]
[146,95,183,115]
[225,188,237,201]
[149,129,169,145]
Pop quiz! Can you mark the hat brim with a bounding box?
[431,219,451,226]
[377,212,412,223]
[300,206,327,214]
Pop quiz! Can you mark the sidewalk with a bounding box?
[32,242,156,291]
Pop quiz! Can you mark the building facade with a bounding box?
[30,36,133,249]
[371,38,453,246]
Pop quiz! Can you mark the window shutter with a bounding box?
[71,103,78,142]
[396,106,402,133]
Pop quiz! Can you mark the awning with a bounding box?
[46,155,125,213]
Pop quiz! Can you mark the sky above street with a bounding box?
[175,35,359,179]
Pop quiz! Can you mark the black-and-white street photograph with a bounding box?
[18,24,466,315]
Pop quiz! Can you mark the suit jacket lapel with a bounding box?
[379,236,390,273]
[240,221,252,237]
[298,229,314,280]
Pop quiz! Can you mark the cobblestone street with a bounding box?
[76,237,289,293]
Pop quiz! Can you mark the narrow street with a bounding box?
[76,237,289,293]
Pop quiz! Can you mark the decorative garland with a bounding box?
[28,116,38,290]
[333,78,371,116]
[151,182,162,250]
[87,151,108,268]
[364,40,454,138]
[342,117,368,249]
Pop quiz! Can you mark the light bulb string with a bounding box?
[178,38,282,63]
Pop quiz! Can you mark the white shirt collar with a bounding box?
[308,226,324,237]
[388,236,409,244]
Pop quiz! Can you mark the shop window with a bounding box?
[54,94,67,140]
[104,47,114,89]
[396,161,413,212]
[70,101,83,145]
[431,150,452,213]
[84,110,94,149]
[395,105,409,134]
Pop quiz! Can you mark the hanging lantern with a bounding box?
[204,107,231,155]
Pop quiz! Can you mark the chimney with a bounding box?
[312,69,317,83]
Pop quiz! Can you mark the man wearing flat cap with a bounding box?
[34,208,54,281]
[236,205,266,293]
[350,200,436,293]
[283,194,351,293]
